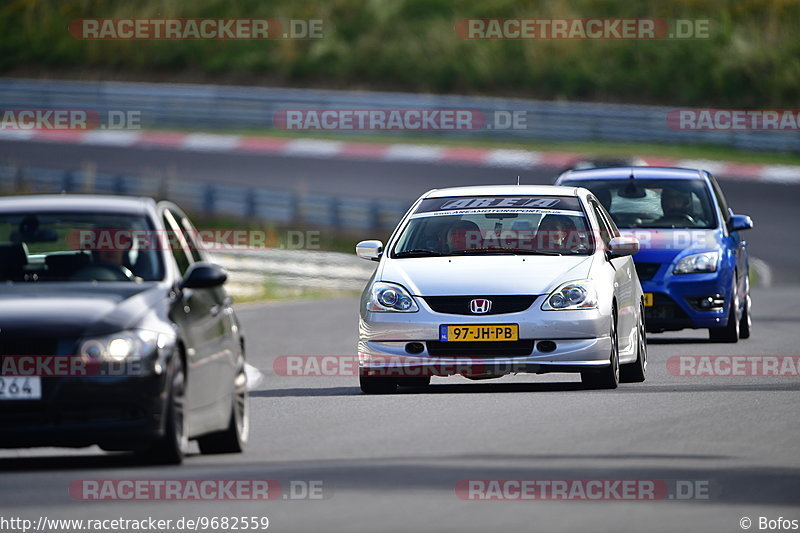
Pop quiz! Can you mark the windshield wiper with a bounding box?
[449,249,519,255]
[394,249,442,258]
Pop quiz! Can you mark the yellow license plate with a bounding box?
[439,324,519,342]
[643,293,654,307]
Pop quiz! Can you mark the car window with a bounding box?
[177,212,205,263]
[564,179,718,229]
[0,212,164,282]
[162,209,193,276]
[588,200,613,247]
[708,175,730,222]
[392,195,594,256]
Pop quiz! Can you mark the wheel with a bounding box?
[137,354,188,465]
[739,276,751,339]
[709,282,739,343]
[198,357,249,454]
[582,310,620,389]
[620,304,647,383]
[359,374,398,394]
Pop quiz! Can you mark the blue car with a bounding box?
[556,167,753,342]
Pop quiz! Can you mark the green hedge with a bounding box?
[1,0,797,107]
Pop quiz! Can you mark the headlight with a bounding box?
[367,282,419,312]
[673,251,719,274]
[79,329,173,362]
[542,280,598,310]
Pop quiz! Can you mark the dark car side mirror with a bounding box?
[181,261,227,289]
[728,214,753,232]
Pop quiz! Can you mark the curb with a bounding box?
[1,128,798,184]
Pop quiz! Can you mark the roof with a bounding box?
[424,184,580,198]
[558,166,708,182]
[0,194,156,215]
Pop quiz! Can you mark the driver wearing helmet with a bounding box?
[658,187,694,221]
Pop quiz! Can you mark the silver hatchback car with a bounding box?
[356,185,646,393]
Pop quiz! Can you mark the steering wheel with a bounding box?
[659,212,696,225]
[71,263,135,281]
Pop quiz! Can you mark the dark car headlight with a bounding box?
[79,329,174,362]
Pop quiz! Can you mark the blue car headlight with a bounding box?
[673,251,719,274]
[542,280,598,310]
[367,282,419,312]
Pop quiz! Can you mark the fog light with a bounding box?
[537,341,557,353]
[700,297,713,309]
[406,342,425,355]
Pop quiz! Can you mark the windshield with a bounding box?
[392,195,593,257]
[564,179,718,229]
[0,212,164,282]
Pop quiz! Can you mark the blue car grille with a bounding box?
[634,262,661,281]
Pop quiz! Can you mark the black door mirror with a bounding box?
[181,261,227,289]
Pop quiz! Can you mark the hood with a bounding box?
[0,283,167,338]
[620,229,723,264]
[379,255,594,296]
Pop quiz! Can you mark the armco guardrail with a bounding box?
[0,164,410,231]
[1,78,797,153]
[208,248,375,297]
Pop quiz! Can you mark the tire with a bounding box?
[582,310,620,389]
[709,282,739,343]
[359,374,398,394]
[137,354,188,465]
[620,304,647,383]
[198,358,249,455]
[739,277,752,339]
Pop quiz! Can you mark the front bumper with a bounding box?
[359,299,612,378]
[0,366,168,450]
[641,267,732,332]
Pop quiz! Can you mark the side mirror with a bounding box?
[728,214,753,232]
[356,240,383,261]
[607,236,639,259]
[181,261,227,289]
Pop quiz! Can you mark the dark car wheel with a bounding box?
[709,282,740,343]
[198,359,249,455]
[621,304,647,383]
[582,311,620,389]
[360,374,398,394]
[138,354,188,465]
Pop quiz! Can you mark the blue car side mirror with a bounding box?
[728,214,753,232]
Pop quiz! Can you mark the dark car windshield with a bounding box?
[563,179,717,229]
[0,212,164,282]
[392,195,594,257]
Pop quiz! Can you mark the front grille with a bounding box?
[645,293,691,322]
[0,337,61,356]
[635,262,661,281]
[422,295,538,315]
[426,340,535,357]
